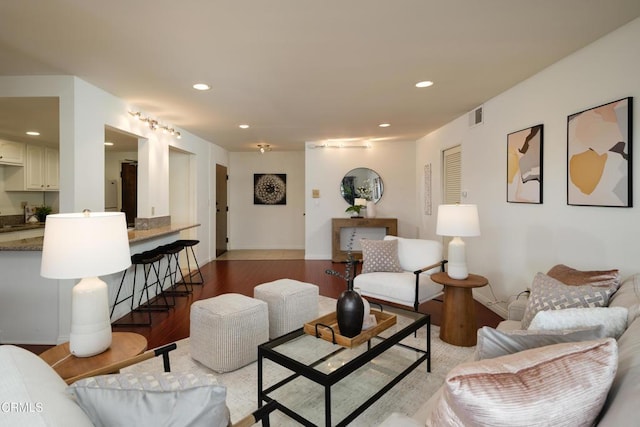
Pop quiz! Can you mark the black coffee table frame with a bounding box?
[257,312,430,426]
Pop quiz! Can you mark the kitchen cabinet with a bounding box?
[44,147,59,190]
[5,145,59,191]
[0,139,25,165]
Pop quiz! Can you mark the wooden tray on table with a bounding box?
[303,310,397,348]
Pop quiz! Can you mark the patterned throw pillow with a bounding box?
[68,372,229,427]
[425,339,618,427]
[547,264,620,290]
[521,272,616,329]
[360,239,403,274]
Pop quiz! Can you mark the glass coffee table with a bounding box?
[257,309,430,426]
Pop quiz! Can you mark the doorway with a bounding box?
[216,164,228,257]
[121,162,137,227]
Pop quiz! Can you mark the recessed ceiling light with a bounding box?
[104,141,114,146]
[192,83,211,91]
[379,123,391,128]
[26,131,40,136]
[239,124,250,129]
[415,81,434,88]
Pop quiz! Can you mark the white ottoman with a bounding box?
[254,279,319,339]
[190,293,269,373]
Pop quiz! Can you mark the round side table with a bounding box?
[39,332,147,384]
[431,272,488,347]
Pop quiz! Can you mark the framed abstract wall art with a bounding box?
[567,97,632,207]
[507,124,543,204]
[254,173,287,205]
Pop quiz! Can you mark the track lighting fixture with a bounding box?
[128,111,181,139]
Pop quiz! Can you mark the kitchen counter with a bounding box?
[0,223,200,251]
[0,223,45,233]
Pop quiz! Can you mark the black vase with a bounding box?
[336,289,364,338]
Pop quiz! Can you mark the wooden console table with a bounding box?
[331,217,397,262]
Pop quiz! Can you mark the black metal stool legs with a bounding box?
[174,239,204,285]
[159,243,193,296]
[136,251,175,311]
[111,251,173,327]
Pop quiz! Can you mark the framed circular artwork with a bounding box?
[254,173,287,205]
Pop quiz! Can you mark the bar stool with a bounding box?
[135,249,176,310]
[174,239,204,285]
[111,250,171,326]
[157,241,192,296]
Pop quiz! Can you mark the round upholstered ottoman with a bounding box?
[254,279,319,339]
[190,293,268,373]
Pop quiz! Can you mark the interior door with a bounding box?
[121,162,137,227]
[215,164,228,257]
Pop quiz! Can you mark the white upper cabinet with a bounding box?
[44,147,59,190]
[5,144,59,191]
[0,139,25,165]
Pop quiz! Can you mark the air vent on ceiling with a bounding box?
[469,105,484,127]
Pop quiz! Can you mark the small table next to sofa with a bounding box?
[431,272,488,347]
[39,332,148,384]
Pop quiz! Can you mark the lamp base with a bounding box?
[69,276,113,357]
[447,236,469,280]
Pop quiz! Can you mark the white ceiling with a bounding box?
[1,1,639,152]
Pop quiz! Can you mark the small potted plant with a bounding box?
[34,205,52,223]
[345,204,364,218]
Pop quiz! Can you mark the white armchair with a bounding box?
[354,235,446,311]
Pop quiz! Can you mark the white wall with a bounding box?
[417,17,640,316]
[305,141,417,259]
[228,151,305,249]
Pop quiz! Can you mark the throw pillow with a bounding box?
[547,264,620,290]
[521,272,616,329]
[474,325,606,360]
[68,372,229,427]
[360,238,403,274]
[425,338,618,427]
[529,306,628,339]
[608,274,640,326]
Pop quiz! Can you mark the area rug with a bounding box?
[122,297,475,426]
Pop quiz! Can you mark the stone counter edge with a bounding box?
[0,223,200,251]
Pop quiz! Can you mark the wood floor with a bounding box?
[24,257,503,353]
[112,258,503,350]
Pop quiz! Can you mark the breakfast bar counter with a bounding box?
[0,223,200,251]
[0,222,201,345]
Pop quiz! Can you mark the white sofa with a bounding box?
[382,272,640,426]
[0,344,247,427]
[0,344,95,426]
[354,235,445,311]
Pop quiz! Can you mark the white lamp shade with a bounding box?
[41,212,131,279]
[436,204,480,237]
[40,212,131,357]
[354,198,367,206]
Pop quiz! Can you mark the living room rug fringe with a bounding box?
[122,297,474,426]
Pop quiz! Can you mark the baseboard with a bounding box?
[304,253,330,260]
[474,293,508,319]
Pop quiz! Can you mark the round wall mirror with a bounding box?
[340,168,384,205]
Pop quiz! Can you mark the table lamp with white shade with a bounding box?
[41,211,131,357]
[436,204,480,280]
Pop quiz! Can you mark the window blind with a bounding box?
[443,145,461,204]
